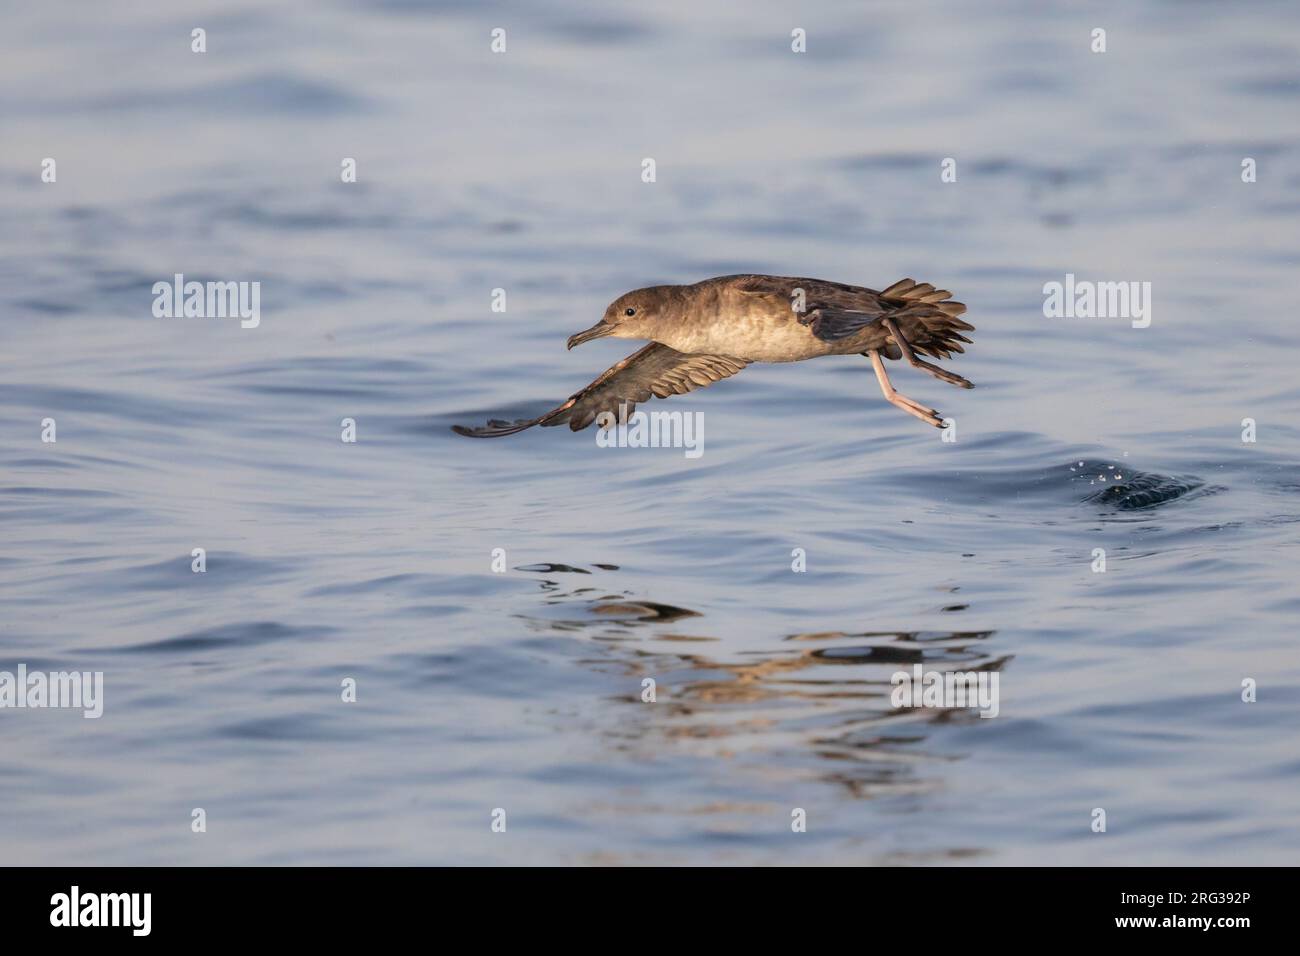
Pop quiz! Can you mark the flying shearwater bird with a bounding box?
[452,275,975,436]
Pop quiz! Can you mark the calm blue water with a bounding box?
[2,0,1299,864]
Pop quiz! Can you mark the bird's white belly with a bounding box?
[653,310,829,363]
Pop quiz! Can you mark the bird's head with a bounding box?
[567,287,672,349]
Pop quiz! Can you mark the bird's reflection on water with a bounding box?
[515,565,1009,802]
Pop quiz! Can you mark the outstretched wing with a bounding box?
[452,343,750,437]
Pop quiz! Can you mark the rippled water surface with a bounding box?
[3,1,1299,864]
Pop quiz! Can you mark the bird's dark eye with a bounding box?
[624,308,636,316]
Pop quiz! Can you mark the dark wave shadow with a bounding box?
[1075,467,1210,511]
[884,448,1218,514]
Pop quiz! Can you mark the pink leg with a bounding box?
[883,317,974,389]
[869,350,943,428]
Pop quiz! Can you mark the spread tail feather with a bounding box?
[879,277,975,360]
